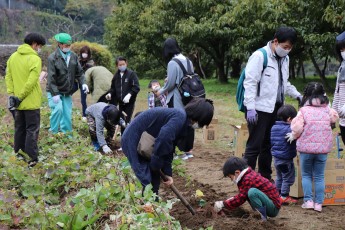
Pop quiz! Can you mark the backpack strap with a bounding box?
[258,48,268,69]
[172,58,193,74]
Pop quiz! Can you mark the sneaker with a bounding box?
[179,153,189,160]
[255,207,267,221]
[117,148,122,151]
[301,200,314,209]
[314,203,322,212]
[280,196,298,205]
[28,160,38,168]
[185,152,194,158]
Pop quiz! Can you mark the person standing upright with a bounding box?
[46,33,89,135]
[5,33,46,167]
[106,56,140,133]
[243,27,302,180]
[71,45,95,121]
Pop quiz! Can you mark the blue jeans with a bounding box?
[71,82,87,117]
[274,158,295,197]
[300,153,328,204]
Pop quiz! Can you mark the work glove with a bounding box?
[82,84,89,94]
[246,109,258,125]
[102,145,112,154]
[123,93,131,103]
[8,96,21,109]
[52,95,60,104]
[297,95,303,107]
[339,104,345,118]
[105,93,112,101]
[214,201,224,213]
[285,132,295,144]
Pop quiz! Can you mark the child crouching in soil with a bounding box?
[214,157,281,221]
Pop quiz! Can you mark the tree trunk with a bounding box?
[301,61,306,82]
[308,49,331,91]
[290,58,296,79]
[216,60,227,83]
[230,58,242,78]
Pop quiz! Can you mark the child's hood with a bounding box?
[235,167,249,184]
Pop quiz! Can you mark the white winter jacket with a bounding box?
[243,42,301,113]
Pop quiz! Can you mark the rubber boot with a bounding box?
[255,206,267,221]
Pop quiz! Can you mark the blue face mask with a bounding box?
[118,65,127,72]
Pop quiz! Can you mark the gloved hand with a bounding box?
[105,93,112,101]
[39,71,47,83]
[52,95,60,104]
[82,84,89,94]
[102,145,112,154]
[246,109,258,125]
[285,132,295,144]
[339,104,345,118]
[8,96,21,109]
[123,93,131,103]
[214,201,224,213]
[297,95,303,107]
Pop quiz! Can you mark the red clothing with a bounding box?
[223,168,281,209]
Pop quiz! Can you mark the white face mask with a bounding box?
[62,48,70,53]
[82,53,88,58]
[118,65,127,72]
[37,48,41,54]
[341,51,345,60]
[192,123,202,129]
[275,45,291,57]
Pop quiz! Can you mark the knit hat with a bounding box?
[54,33,72,45]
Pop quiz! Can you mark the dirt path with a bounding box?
[164,139,344,230]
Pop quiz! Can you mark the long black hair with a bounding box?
[336,39,345,61]
[163,38,181,62]
[301,82,329,106]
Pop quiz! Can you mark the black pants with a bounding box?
[14,109,40,161]
[97,93,108,103]
[340,125,345,145]
[244,108,278,180]
[119,101,136,134]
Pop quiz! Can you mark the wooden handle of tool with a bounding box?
[160,171,196,215]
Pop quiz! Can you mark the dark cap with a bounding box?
[222,157,248,177]
[336,31,345,42]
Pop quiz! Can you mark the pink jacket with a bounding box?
[291,99,338,154]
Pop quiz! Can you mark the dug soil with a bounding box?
[160,142,344,230]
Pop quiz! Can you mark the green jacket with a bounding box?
[85,66,113,103]
[5,44,42,110]
[46,49,85,96]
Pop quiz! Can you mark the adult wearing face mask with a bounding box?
[70,46,95,122]
[332,31,345,145]
[105,56,140,134]
[121,98,214,196]
[46,33,89,135]
[5,33,46,167]
[243,27,302,181]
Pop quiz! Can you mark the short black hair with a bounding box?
[24,33,46,46]
[185,98,214,127]
[277,104,297,122]
[148,79,160,88]
[273,27,297,45]
[223,157,248,177]
[106,105,121,125]
[301,82,329,106]
[116,56,127,65]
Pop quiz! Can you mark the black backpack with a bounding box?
[173,58,206,105]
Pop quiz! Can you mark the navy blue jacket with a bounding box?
[270,121,297,160]
[121,108,189,186]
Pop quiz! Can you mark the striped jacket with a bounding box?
[332,61,345,126]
